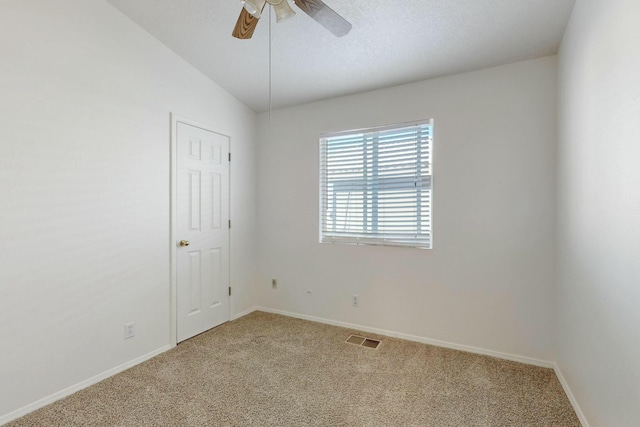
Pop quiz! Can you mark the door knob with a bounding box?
[179,240,190,247]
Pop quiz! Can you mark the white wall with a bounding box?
[257,57,558,362]
[0,0,258,421]
[556,0,640,425]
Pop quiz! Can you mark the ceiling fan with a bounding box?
[232,0,352,39]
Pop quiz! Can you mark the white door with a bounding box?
[176,122,230,343]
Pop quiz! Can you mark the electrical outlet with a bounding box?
[272,279,277,289]
[352,295,359,307]
[124,322,136,339]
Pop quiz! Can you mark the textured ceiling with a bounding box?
[105,0,576,112]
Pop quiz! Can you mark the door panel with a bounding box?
[176,122,230,343]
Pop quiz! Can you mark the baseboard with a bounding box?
[553,364,590,427]
[255,306,555,368]
[0,345,171,426]
[232,306,258,320]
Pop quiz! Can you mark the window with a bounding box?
[319,120,433,249]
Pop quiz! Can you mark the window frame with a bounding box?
[319,119,434,250]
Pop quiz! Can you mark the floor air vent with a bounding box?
[346,334,381,349]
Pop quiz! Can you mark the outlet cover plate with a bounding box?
[124,322,136,339]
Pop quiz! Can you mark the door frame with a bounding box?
[170,113,232,347]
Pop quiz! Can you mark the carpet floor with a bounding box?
[8,312,580,426]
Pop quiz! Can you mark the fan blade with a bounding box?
[294,0,352,37]
[232,7,260,39]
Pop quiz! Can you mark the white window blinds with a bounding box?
[319,120,433,249]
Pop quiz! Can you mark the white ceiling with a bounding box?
[105,0,576,112]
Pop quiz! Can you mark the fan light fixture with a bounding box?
[233,0,352,118]
[234,0,352,40]
[242,0,295,22]
[271,0,296,22]
[242,0,265,18]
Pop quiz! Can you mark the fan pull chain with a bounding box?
[269,5,272,121]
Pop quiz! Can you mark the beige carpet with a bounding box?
[8,312,580,426]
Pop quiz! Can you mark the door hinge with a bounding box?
[228,287,231,296]
[228,152,231,162]
[228,219,231,229]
